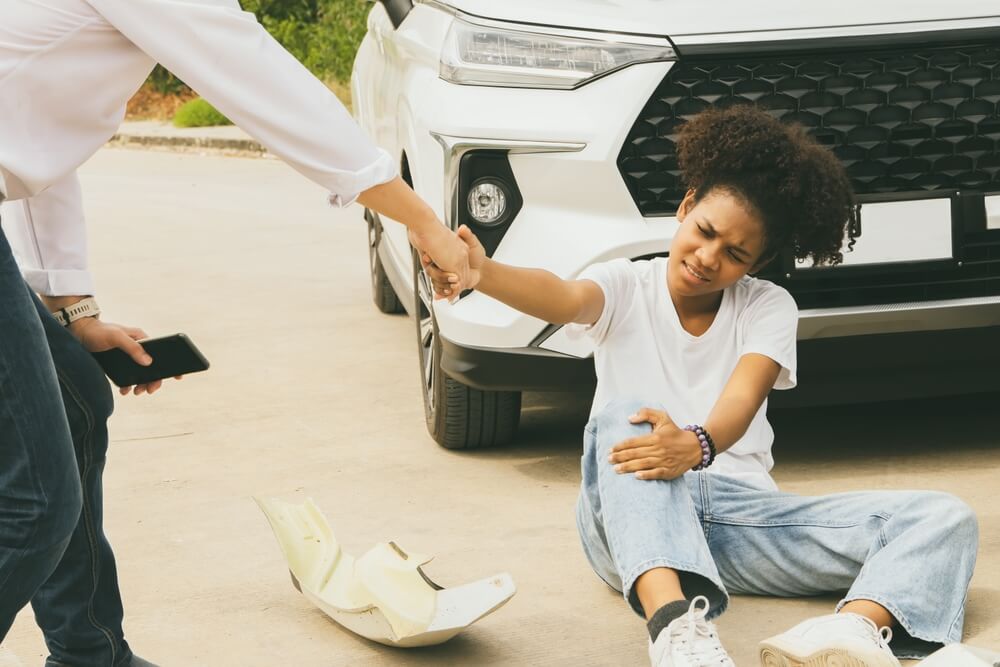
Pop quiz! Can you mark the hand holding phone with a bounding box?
[92,333,210,388]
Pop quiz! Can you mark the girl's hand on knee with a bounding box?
[609,408,704,480]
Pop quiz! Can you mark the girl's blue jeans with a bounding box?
[576,398,979,660]
[0,223,134,666]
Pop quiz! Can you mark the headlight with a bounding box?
[440,17,676,89]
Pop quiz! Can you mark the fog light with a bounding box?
[467,179,508,226]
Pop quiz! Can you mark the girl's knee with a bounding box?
[916,492,978,545]
[597,397,665,419]
[590,398,668,447]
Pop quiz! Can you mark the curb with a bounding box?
[108,132,271,158]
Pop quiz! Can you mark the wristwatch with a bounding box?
[52,297,101,327]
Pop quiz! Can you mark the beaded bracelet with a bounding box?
[684,424,717,471]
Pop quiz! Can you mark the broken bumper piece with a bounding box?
[255,497,516,647]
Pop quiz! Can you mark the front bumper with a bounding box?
[441,326,1000,406]
[775,324,1000,407]
[440,336,595,393]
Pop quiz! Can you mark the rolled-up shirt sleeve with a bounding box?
[1,172,94,296]
[87,0,397,206]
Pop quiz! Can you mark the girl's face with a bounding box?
[668,188,768,300]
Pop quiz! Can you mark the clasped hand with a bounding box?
[418,225,484,299]
[409,225,484,299]
[608,408,703,481]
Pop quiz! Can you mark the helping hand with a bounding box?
[408,223,472,294]
[420,225,485,299]
[69,318,181,396]
[608,407,703,481]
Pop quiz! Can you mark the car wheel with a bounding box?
[366,209,404,315]
[412,248,521,449]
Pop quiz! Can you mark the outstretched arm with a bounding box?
[87,0,469,287]
[423,225,605,325]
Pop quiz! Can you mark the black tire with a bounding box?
[413,248,521,449]
[366,210,404,315]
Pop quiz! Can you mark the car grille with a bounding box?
[618,40,1000,215]
[757,228,1000,309]
[617,39,1000,308]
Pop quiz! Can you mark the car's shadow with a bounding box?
[455,391,590,486]
[770,391,1000,457]
[462,389,1000,485]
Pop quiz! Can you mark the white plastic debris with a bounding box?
[255,497,516,647]
[918,644,1000,667]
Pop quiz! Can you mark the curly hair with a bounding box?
[675,105,860,267]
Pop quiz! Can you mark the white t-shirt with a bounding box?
[568,257,798,489]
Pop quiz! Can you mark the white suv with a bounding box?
[352,0,1000,449]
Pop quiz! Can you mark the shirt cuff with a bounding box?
[22,268,95,297]
[327,148,398,208]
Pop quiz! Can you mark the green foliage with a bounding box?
[240,0,322,22]
[145,1,368,102]
[249,0,370,84]
[148,64,188,95]
[172,98,233,128]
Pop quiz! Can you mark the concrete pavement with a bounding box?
[3,148,999,666]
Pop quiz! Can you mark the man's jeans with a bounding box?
[576,398,979,660]
[0,224,133,666]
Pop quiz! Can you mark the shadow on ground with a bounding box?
[468,387,1000,490]
[474,388,1000,463]
[770,391,1000,463]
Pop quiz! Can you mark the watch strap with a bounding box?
[52,297,101,326]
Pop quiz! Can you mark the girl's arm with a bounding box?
[424,226,605,326]
[475,257,605,326]
[704,353,782,453]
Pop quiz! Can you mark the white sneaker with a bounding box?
[758,612,901,667]
[648,596,735,666]
[0,646,23,667]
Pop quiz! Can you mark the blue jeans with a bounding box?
[576,398,979,660]
[0,223,133,666]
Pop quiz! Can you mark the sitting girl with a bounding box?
[423,105,978,667]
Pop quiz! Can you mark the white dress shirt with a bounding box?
[0,0,396,295]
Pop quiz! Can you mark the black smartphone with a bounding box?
[92,333,210,387]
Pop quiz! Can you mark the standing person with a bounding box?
[423,105,979,666]
[0,0,469,665]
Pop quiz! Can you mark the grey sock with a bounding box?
[648,599,691,641]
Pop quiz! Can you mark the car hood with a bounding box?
[434,0,998,39]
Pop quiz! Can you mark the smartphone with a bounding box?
[92,333,210,387]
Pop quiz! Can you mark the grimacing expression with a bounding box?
[668,189,768,298]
